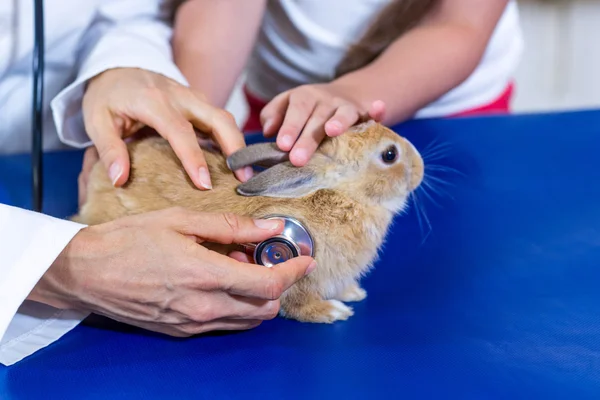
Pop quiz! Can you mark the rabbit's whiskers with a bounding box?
[407,137,465,245]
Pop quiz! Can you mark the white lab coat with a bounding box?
[0,0,188,366]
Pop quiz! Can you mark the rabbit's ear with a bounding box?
[236,162,324,198]
[226,143,289,170]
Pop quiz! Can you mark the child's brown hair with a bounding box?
[334,0,438,78]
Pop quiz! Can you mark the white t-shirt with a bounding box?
[245,0,524,118]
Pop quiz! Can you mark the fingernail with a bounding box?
[198,167,212,189]
[293,148,308,165]
[373,100,386,111]
[109,162,122,186]
[185,234,199,243]
[263,119,273,133]
[327,120,343,134]
[305,261,317,275]
[244,166,254,181]
[254,219,282,230]
[280,135,293,149]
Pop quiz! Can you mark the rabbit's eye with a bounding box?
[381,145,398,164]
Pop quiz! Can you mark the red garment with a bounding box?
[451,82,515,117]
[242,83,515,133]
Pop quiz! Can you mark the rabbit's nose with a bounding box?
[406,139,421,161]
[407,141,424,191]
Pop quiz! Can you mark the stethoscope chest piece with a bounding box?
[243,215,315,268]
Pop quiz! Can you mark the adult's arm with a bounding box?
[51,0,250,189]
[51,0,189,149]
[0,205,88,366]
[2,0,222,367]
[0,206,315,366]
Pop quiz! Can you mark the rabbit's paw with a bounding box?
[283,299,354,323]
[335,282,367,303]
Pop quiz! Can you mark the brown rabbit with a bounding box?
[73,120,424,323]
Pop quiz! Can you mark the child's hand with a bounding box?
[259,83,386,167]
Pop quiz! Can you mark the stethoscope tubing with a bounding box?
[31,0,44,212]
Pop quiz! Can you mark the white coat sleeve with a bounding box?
[0,204,89,366]
[50,0,189,149]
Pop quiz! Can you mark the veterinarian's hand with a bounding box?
[82,68,252,190]
[260,83,386,167]
[78,146,99,208]
[28,208,316,336]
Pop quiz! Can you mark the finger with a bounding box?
[82,146,100,172]
[135,100,212,190]
[228,251,253,263]
[169,210,285,244]
[184,234,201,243]
[259,92,290,138]
[324,104,361,137]
[165,120,212,190]
[77,172,86,208]
[102,318,262,338]
[179,293,280,321]
[181,95,252,182]
[84,109,130,187]
[216,255,317,300]
[180,319,263,336]
[226,294,280,320]
[77,174,85,207]
[289,103,333,167]
[275,93,316,152]
[369,100,386,122]
[78,147,99,206]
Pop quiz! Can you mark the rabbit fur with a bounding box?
[73,120,424,323]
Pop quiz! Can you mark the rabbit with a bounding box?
[73,120,424,323]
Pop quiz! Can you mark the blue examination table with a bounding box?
[1,110,599,398]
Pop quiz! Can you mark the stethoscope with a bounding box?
[31,0,44,212]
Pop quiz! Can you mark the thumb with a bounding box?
[215,253,316,300]
[269,255,317,290]
[85,110,131,187]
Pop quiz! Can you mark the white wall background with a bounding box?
[224,0,600,126]
[513,0,600,113]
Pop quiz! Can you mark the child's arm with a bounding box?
[261,0,510,167]
[172,0,267,108]
[333,0,510,124]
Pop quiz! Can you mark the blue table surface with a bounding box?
[1,109,600,399]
